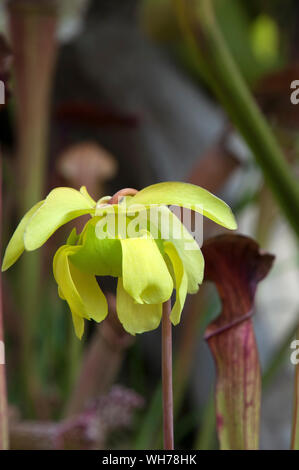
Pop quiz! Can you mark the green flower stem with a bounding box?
[174,0,299,238]
[0,156,9,449]
[291,327,299,450]
[162,300,174,450]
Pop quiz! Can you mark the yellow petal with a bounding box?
[70,218,122,277]
[58,285,65,300]
[166,208,204,294]
[128,182,237,230]
[69,261,108,323]
[79,186,96,206]
[120,235,173,304]
[147,206,204,294]
[71,312,85,340]
[2,200,44,271]
[164,242,188,325]
[116,278,162,335]
[24,187,95,251]
[175,239,204,294]
[53,245,108,338]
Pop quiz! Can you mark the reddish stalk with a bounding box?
[109,188,138,205]
[162,300,174,450]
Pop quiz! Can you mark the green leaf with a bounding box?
[128,182,237,230]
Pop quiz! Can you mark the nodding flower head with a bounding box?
[2,182,237,339]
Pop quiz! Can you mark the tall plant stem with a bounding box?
[162,300,174,450]
[291,327,299,450]
[174,0,299,239]
[0,154,9,449]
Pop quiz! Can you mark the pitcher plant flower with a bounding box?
[2,182,236,450]
[2,182,236,339]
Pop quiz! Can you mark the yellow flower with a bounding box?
[2,182,237,338]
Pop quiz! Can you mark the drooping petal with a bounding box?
[164,242,188,326]
[146,206,204,294]
[24,187,95,251]
[127,182,237,230]
[58,285,65,300]
[164,207,205,293]
[53,246,87,316]
[71,313,85,340]
[70,218,122,277]
[70,264,108,323]
[53,245,108,338]
[116,278,162,335]
[172,239,204,294]
[120,235,173,304]
[2,200,44,271]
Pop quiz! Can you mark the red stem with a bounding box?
[162,300,174,450]
[109,188,138,205]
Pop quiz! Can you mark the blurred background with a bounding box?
[0,0,298,450]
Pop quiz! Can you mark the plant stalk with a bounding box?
[174,0,299,239]
[162,300,174,450]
